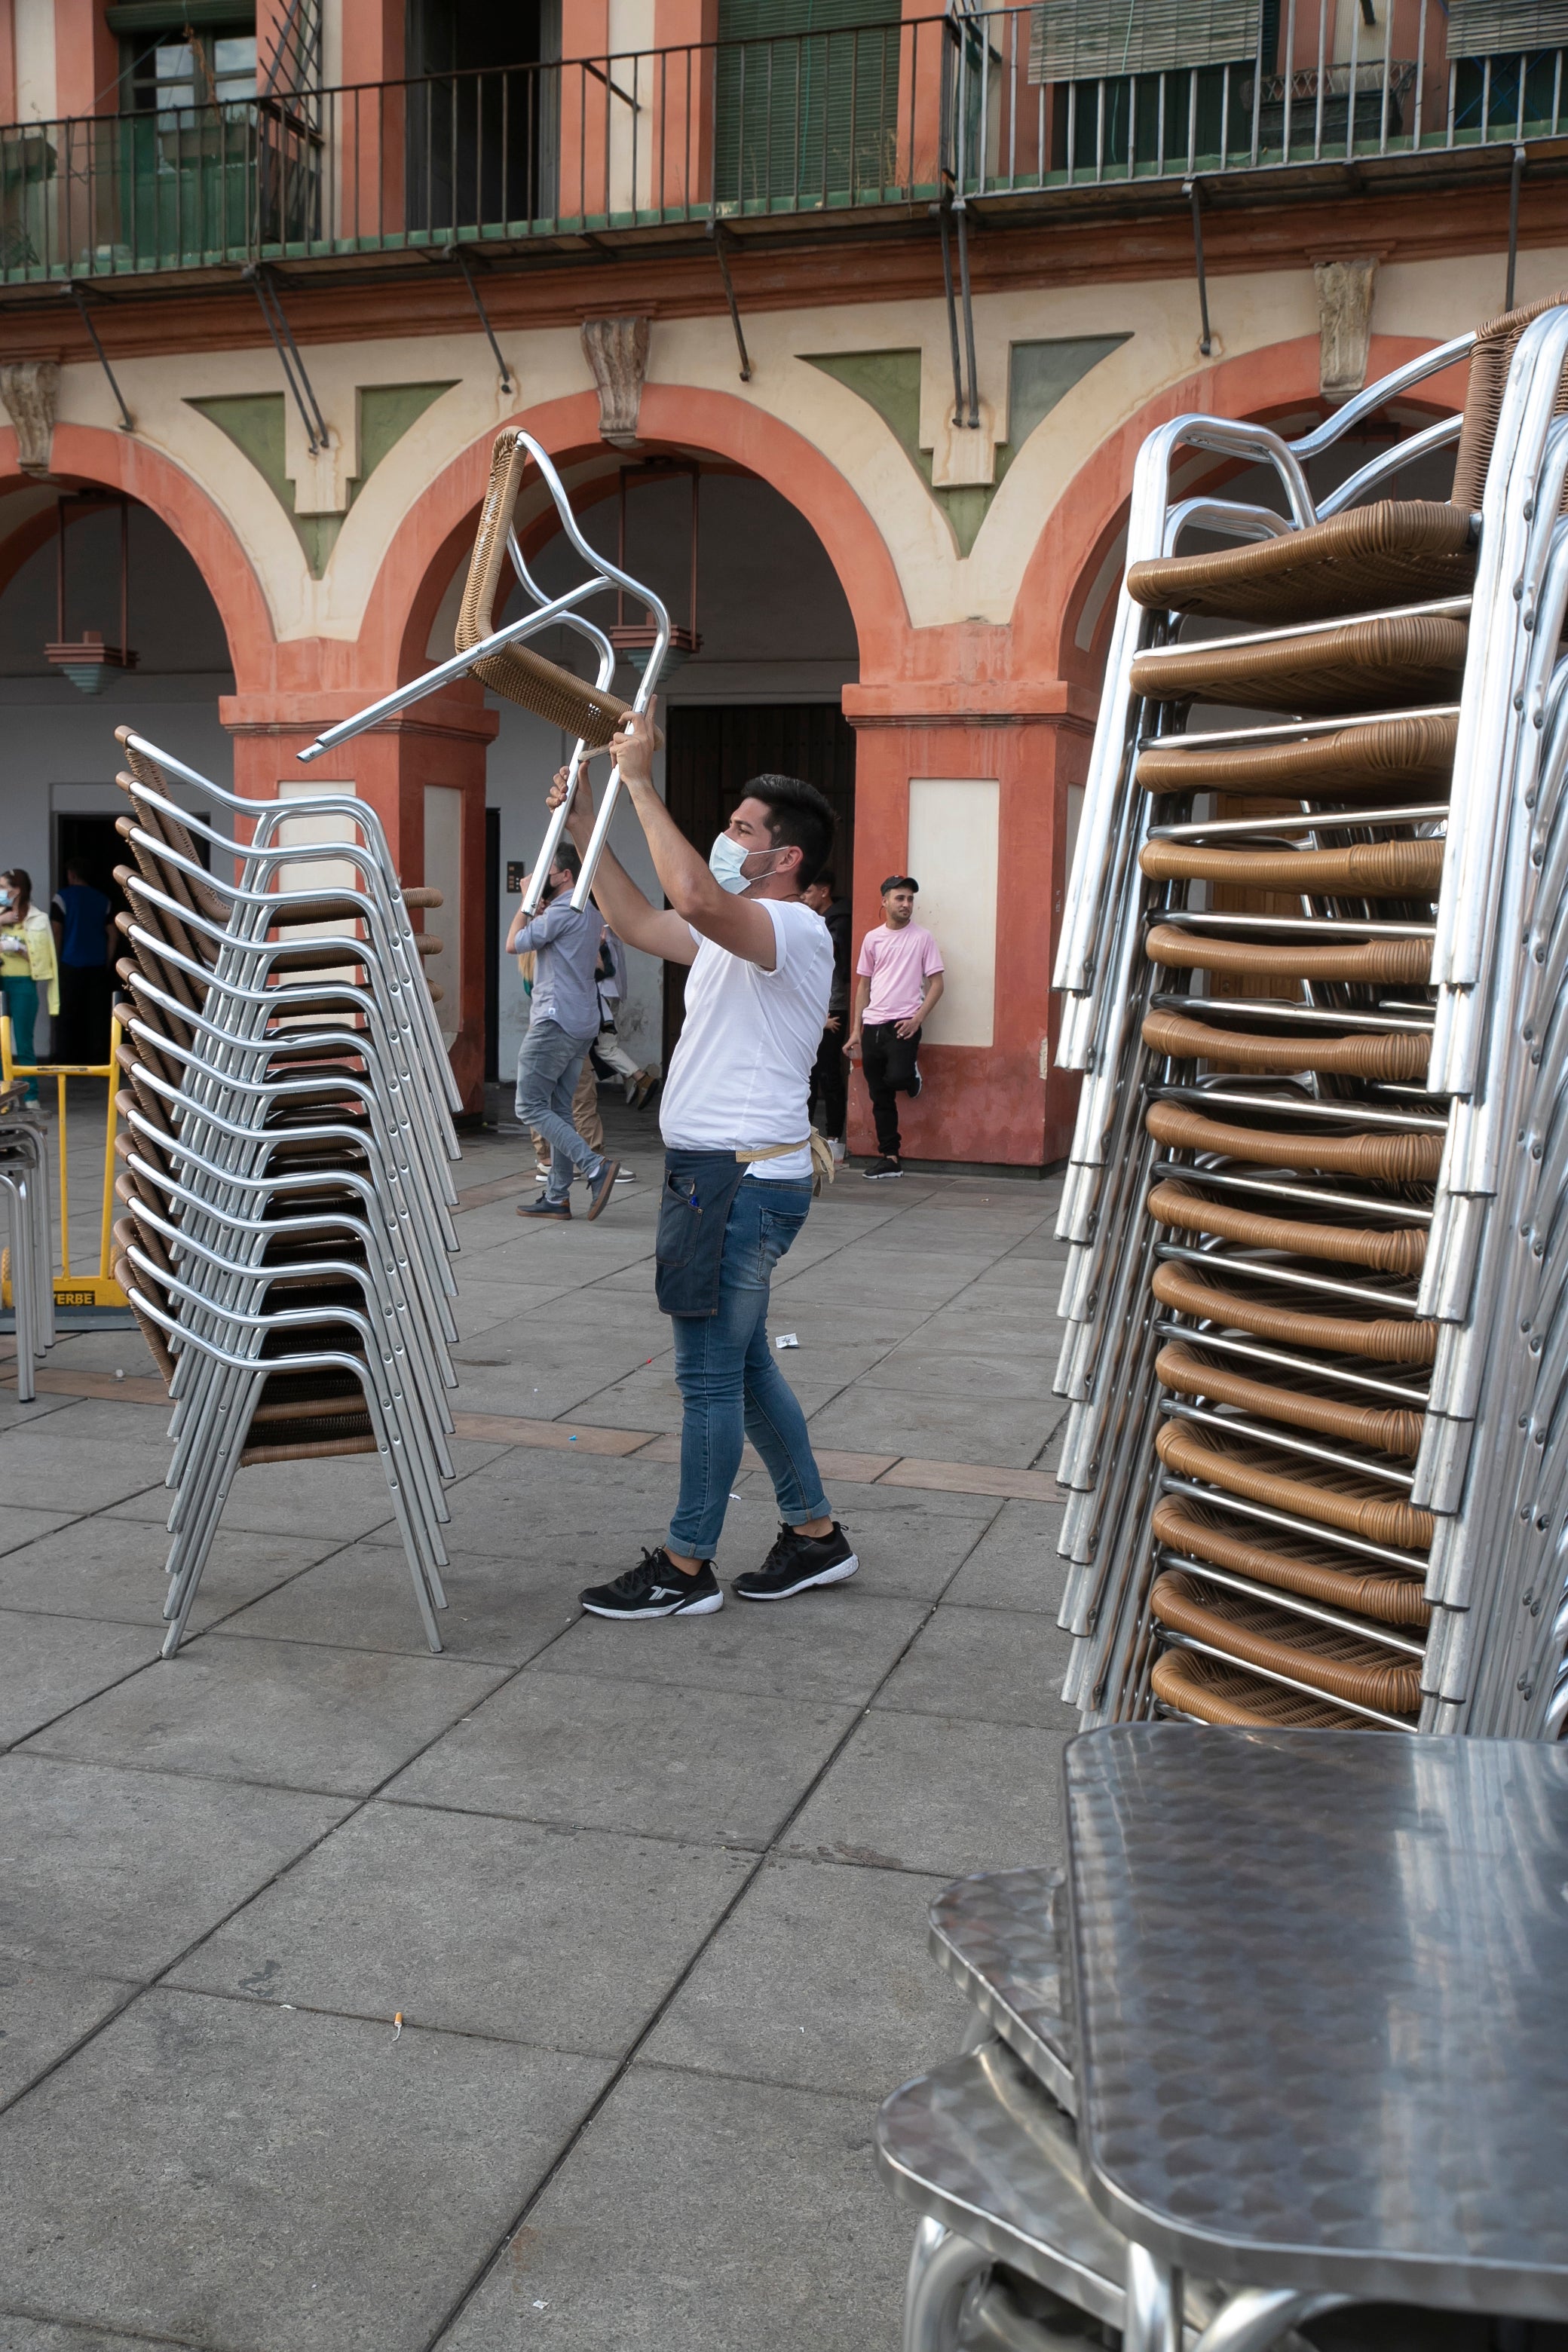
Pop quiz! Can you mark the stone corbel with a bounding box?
[1313,257,1380,404]
[581,317,650,449]
[0,360,61,477]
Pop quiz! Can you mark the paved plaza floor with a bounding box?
[0,1103,1076,2352]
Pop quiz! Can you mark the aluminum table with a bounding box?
[1066,1724,1568,2344]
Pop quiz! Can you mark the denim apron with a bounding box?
[654,1148,750,1318]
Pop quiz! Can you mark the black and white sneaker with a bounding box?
[907,1061,922,1099]
[734,1522,859,1602]
[862,1155,903,1180]
[580,1548,723,1619]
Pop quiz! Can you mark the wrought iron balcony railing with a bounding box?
[1,4,1562,287]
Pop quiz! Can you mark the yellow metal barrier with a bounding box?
[0,1010,127,1309]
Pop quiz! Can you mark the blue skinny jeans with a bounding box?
[668,1173,829,1558]
[514,1016,603,1201]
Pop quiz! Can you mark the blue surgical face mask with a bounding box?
[709,833,753,894]
[0,890,11,908]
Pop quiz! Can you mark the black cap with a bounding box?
[880,874,918,894]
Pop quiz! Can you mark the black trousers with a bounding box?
[809,1020,848,1144]
[55,964,112,1065]
[860,1020,920,1159]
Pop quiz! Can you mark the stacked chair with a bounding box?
[878,296,1568,2352]
[0,1083,55,1403]
[1049,290,1568,1741]
[109,728,464,1656]
[108,429,671,1659]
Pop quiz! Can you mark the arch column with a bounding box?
[844,675,1093,1169]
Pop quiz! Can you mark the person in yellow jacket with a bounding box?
[0,868,60,1104]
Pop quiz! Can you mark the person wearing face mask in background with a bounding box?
[544,707,858,1622]
[0,871,60,1107]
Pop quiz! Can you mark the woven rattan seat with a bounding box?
[1142,1006,1431,1080]
[1147,1181,1427,1276]
[1138,710,1459,800]
[1150,1258,1435,1363]
[1150,1648,1365,1726]
[1129,501,1476,625]
[1154,1418,1434,1548]
[1140,838,1444,895]
[1155,1340,1424,1456]
[1145,1100,1444,1178]
[1150,1569,1422,1713]
[1143,926,1432,986]
[458,430,632,744]
[1152,1496,1431,1628]
[1126,294,1568,631]
[1130,613,1468,715]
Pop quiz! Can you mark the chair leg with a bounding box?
[1125,2244,1182,2352]
[905,2219,992,2352]
[1191,2289,1355,2352]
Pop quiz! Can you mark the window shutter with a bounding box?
[1446,0,1568,52]
[1029,0,1263,82]
[715,0,902,206]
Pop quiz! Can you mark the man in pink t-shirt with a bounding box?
[845,875,945,1178]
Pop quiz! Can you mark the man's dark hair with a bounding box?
[812,869,837,896]
[746,773,836,891]
[550,841,582,886]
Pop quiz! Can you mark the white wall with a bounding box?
[907,777,1000,1049]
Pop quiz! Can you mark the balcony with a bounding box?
[1,2,1564,289]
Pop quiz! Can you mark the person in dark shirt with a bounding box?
[49,864,114,1065]
[804,872,850,1160]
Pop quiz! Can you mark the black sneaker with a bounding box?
[734,1521,859,1602]
[862,1155,903,1180]
[907,1061,922,1099]
[580,1548,723,1619]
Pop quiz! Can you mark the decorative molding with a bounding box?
[0,360,60,476]
[581,317,650,449]
[1314,257,1379,403]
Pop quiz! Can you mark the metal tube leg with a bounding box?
[905,2219,992,2352]
[1192,2289,1355,2352]
[1125,2244,1183,2352]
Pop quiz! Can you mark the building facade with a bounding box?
[2,0,1563,1166]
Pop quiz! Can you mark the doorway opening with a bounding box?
[660,701,856,1067]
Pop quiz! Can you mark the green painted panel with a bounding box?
[1003,335,1132,468]
[354,381,458,500]
[806,335,1132,557]
[805,348,923,462]
[189,381,455,577]
[189,390,289,506]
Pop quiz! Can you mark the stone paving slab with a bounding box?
[532,1588,928,1708]
[0,1991,611,2352]
[0,1125,1073,2350]
[433,2064,911,2352]
[0,1613,164,1750]
[214,1539,581,1664]
[0,1961,133,2109]
[169,1802,755,2055]
[780,1708,1070,1880]
[0,1755,351,1977]
[0,1517,339,1634]
[874,1601,1079,1728]
[384,1668,858,1850]
[642,1853,972,2099]
[23,1639,510,1799]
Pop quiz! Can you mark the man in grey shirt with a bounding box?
[506,844,620,1221]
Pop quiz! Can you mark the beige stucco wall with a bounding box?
[32,240,1568,652]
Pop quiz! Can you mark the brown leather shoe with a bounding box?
[586,1158,620,1220]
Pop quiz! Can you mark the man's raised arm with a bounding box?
[547,759,698,967]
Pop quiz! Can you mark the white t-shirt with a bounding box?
[659,898,832,1182]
